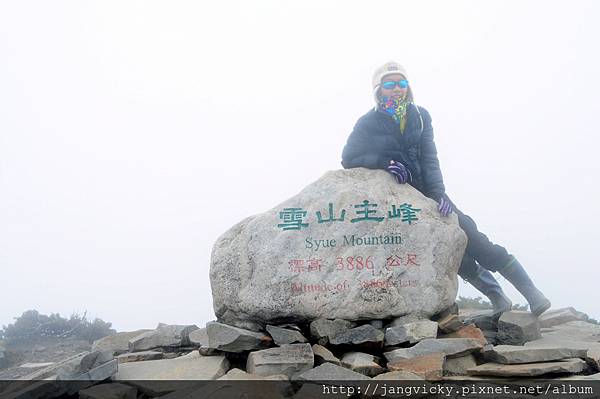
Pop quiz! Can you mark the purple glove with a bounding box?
[438,196,453,217]
[387,160,410,184]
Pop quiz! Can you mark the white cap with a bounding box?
[372,61,414,104]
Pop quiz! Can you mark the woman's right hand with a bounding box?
[387,160,410,184]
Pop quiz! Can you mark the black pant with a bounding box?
[450,199,514,278]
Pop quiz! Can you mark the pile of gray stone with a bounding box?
[2,306,599,399]
[0,340,6,368]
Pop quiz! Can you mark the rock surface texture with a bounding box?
[210,168,467,328]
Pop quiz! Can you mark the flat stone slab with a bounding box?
[535,320,600,342]
[384,338,483,363]
[206,321,272,353]
[539,307,589,328]
[385,320,438,346]
[116,350,164,363]
[246,343,314,377]
[525,321,600,371]
[293,362,371,381]
[467,358,587,377]
[113,351,229,380]
[487,345,587,364]
[92,330,151,355]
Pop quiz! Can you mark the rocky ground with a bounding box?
[1,306,599,399]
[0,336,91,380]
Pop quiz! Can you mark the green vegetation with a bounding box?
[0,310,115,343]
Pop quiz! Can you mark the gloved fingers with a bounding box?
[387,164,406,173]
[387,165,408,184]
[392,173,406,184]
[393,173,407,184]
[438,200,452,217]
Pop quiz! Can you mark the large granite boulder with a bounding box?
[210,168,467,328]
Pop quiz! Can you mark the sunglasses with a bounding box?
[381,80,409,90]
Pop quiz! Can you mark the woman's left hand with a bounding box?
[438,196,453,217]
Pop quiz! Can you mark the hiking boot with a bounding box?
[465,267,513,316]
[498,258,551,316]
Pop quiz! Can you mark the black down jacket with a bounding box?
[341,104,446,201]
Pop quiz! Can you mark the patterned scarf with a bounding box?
[378,95,410,134]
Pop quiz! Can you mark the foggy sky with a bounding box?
[1,0,599,331]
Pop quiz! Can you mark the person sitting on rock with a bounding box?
[341,61,551,317]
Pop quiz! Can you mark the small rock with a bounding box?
[340,352,385,377]
[310,319,356,345]
[443,354,477,376]
[467,358,587,377]
[312,344,341,366]
[497,311,541,345]
[439,323,487,346]
[385,320,438,346]
[437,314,464,333]
[329,324,384,347]
[206,321,271,353]
[92,330,151,355]
[188,328,217,355]
[188,327,209,346]
[246,343,314,378]
[463,313,498,332]
[587,346,600,372]
[388,353,445,381]
[129,324,199,352]
[369,320,384,329]
[266,325,308,345]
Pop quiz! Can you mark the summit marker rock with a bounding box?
[210,168,467,327]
